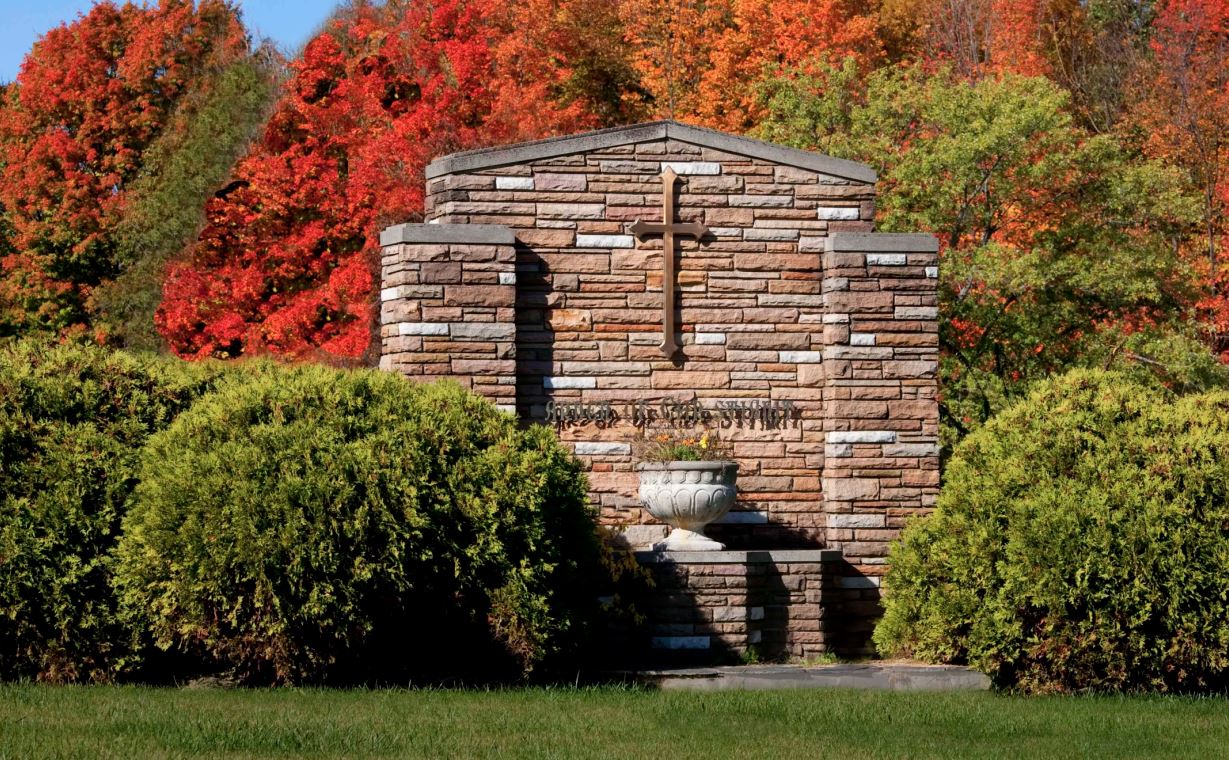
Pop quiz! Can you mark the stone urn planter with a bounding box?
[637,460,739,551]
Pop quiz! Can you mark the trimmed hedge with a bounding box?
[875,369,1229,693]
[0,340,227,682]
[116,365,602,684]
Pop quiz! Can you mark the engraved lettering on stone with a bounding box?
[545,398,798,430]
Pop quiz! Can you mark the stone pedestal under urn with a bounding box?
[637,461,739,550]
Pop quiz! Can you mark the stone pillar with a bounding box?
[379,223,517,411]
[821,232,940,584]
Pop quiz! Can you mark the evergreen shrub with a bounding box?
[875,369,1229,693]
[0,340,226,681]
[116,366,602,684]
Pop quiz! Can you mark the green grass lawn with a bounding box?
[3,684,1228,759]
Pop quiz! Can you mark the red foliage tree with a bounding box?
[1130,0,1229,355]
[157,0,599,360]
[0,0,249,337]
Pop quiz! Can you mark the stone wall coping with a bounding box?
[827,232,940,253]
[379,222,515,247]
[633,549,843,565]
[425,120,878,184]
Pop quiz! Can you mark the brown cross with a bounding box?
[630,167,709,358]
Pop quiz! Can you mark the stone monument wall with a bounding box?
[379,123,941,651]
[418,132,875,549]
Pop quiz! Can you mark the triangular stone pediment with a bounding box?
[426,120,876,184]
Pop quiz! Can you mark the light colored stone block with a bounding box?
[694,332,727,345]
[495,176,534,190]
[825,444,854,458]
[781,351,823,363]
[498,272,517,285]
[544,376,596,389]
[398,322,450,336]
[745,228,799,241]
[926,266,939,278]
[895,306,939,320]
[826,430,896,444]
[867,254,907,266]
[577,234,634,248]
[816,206,861,220]
[849,332,876,346]
[450,323,515,340]
[573,441,632,456]
[664,161,721,175]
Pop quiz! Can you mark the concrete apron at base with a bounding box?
[627,663,992,692]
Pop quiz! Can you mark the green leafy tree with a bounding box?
[758,62,1210,451]
[95,46,282,351]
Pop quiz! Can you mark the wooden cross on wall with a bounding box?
[630,167,709,358]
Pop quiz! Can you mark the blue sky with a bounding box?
[0,0,341,83]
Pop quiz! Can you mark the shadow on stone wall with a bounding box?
[595,539,883,670]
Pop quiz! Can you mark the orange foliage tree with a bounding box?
[0,0,250,338]
[619,0,880,130]
[617,0,735,120]
[694,0,881,132]
[156,0,601,360]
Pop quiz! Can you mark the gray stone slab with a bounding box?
[827,232,940,253]
[633,549,842,565]
[632,663,991,692]
[379,223,515,246]
[425,120,877,184]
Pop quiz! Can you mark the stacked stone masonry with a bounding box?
[379,122,940,653]
[379,225,518,410]
[632,550,840,662]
